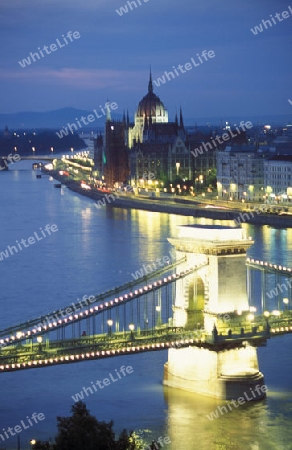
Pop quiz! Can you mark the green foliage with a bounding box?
[171,175,183,184]
[156,170,169,186]
[115,429,137,450]
[206,168,217,188]
[54,402,138,450]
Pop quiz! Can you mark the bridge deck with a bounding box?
[1,315,291,373]
[0,256,187,340]
[1,254,292,374]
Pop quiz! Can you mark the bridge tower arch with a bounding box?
[183,274,205,331]
[164,224,266,400]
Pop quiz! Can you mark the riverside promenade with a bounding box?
[46,170,292,228]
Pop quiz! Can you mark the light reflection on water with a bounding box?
[0,165,291,450]
[164,386,292,450]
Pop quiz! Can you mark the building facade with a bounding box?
[128,72,194,183]
[103,119,129,187]
[216,146,267,201]
[94,71,219,188]
[264,155,292,202]
[129,136,192,183]
[128,72,168,148]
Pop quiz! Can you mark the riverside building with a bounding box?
[216,146,269,201]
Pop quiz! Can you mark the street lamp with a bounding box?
[129,324,135,340]
[32,147,36,154]
[50,147,54,153]
[156,306,161,327]
[70,147,74,152]
[37,336,43,353]
[263,311,270,334]
[175,162,180,176]
[30,439,36,449]
[283,298,289,311]
[107,319,113,338]
[16,331,23,340]
[247,313,256,335]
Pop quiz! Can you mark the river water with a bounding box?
[0,162,291,450]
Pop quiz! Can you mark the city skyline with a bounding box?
[0,0,291,119]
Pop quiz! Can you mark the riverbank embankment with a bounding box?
[46,170,292,228]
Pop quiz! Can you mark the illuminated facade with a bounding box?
[127,72,195,182]
[216,147,267,201]
[129,136,192,183]
[164,224,266,400]
[128,71,168,148]
[264,155,292,201]
[95,71,218,185]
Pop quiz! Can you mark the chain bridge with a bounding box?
[1,225,291,400]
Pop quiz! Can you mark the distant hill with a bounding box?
[0,108,122,130]
[0,107,291,129]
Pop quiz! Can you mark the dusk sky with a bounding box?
[1,0,292,120]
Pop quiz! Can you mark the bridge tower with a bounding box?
[164,224,266,400]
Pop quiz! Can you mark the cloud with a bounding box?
[1,0,291,116]
[0,67,144,91]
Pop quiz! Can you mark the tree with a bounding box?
[54,402,137,450]
[206,168,217,189]
[115,429,137,450]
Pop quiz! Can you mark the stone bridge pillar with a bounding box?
[164,225,266,400]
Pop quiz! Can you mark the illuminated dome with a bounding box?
[136,72,168,123]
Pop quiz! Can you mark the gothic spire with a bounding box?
[175,109,178,126]
[106,99,111,122]
[148,68,153,94]
[179,106,184,129]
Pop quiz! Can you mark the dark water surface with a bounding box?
[0,164,291,450]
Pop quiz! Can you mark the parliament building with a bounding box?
[94,72,216,187]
